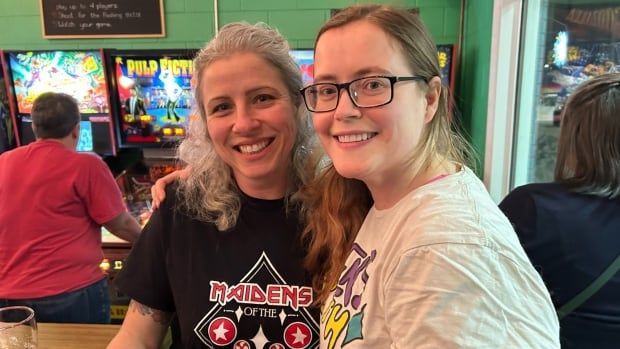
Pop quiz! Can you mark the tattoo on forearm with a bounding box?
[129,300,173,325]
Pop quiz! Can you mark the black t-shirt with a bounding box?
[499,182,620,349]
[116,187,319,348]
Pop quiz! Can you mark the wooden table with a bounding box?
[37,323,120,349]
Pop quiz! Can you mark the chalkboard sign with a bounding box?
[40,0,165,39]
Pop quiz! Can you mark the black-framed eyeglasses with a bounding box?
[300,75,427,113]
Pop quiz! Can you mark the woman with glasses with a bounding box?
[151,5,560,348]
[299,5,559,348]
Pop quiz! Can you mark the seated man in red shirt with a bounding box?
[0,92,141,323]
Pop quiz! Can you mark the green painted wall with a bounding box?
[1,0,495,169]
[457,0,493,174]
[0,0,460,49]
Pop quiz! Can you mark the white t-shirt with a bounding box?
[321,167,560,349]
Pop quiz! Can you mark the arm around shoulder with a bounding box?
[150,167,190,210]
[103,211,141,243]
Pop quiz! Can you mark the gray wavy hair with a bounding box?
[176,22,313,230]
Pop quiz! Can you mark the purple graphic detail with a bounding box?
[334,243,376,310]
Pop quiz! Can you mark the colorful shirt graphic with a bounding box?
[320,167,560,348]
[194,253,318,348]
[117,188,320,348]
[322,244,375,349]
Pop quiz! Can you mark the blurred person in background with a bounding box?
[501,73,620,348]
[0,92,141,323]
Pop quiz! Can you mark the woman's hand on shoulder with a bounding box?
[151,167,191,210]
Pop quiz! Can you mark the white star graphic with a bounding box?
[250,325,269,349]
[212,322,229,340]
[291,327,307,344]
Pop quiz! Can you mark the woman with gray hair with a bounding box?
[108,22,319,348]
[500,73,620,348]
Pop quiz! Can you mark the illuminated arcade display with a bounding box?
[289,47,455,88]
[76,120,94,152]
[110,52,194,146]
[2,50,116,155]
[0,59,15,152]
[436,44,456,90]
[8,51,109,114]
[290,50,314,85]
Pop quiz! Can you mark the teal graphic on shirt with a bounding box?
[322,244,376,349]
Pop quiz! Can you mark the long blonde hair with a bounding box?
[177,22,313,231]
[300,4,474,304]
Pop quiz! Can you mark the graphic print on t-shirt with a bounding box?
[194,252,319,348]
[322,243,376,349]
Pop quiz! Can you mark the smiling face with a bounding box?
[202,52,297,198]
[312,20,439,192]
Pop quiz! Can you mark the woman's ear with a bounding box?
[424,76,442,124]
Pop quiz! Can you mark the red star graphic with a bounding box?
[207,317,237,346]
[284,322,312,348]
